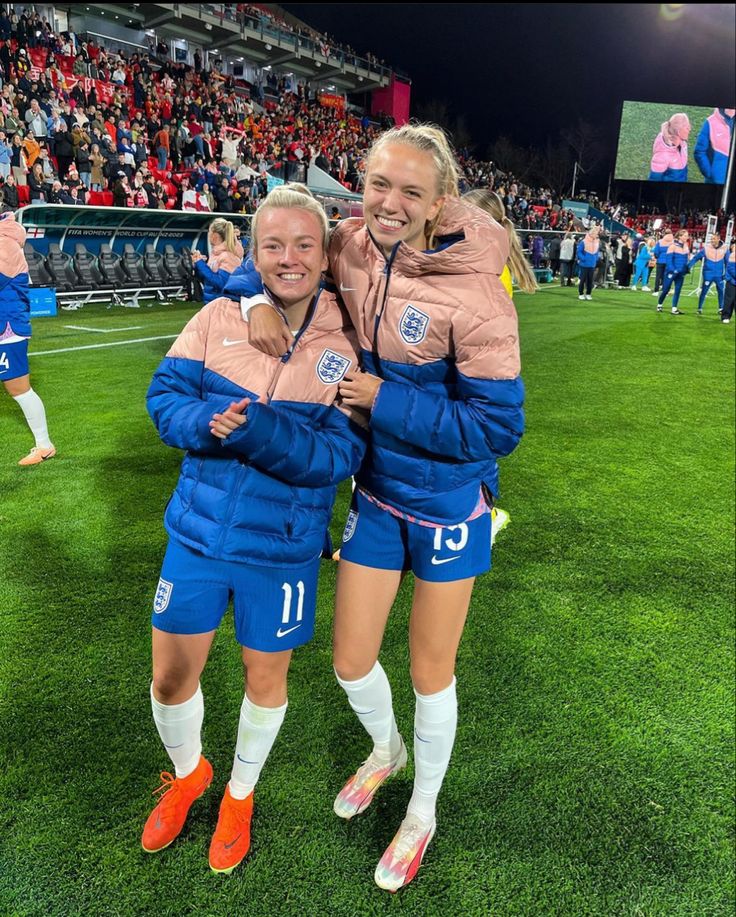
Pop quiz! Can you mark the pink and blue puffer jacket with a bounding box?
[0,212,31,337]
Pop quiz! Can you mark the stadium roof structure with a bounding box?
[81,2,392,93]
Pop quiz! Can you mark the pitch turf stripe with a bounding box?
[63,325,144,334]
[30,334,178,356]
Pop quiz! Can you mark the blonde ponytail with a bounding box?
[209,217,237,254]
[462,189,538,294]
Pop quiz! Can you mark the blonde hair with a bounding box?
[463,189,537,294]
[250,183,330,256]
[366,123,461,248]
[208,217,237,254]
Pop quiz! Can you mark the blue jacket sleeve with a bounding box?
[221,258,264,299]
[223,400,367,487]
[693,123,712,180]
[687,249,704,271]
[370,374,524,462]
[194,259,231,294]
[147,356,235,456]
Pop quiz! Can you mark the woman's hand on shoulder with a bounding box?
[248,303,292,357]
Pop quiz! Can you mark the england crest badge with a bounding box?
[399,304,430,345]
[343,508,359,543]
[316,349,352,384]
[153,578,173,614]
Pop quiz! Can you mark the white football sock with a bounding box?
[229,692,287,800]
[407,678,457,824]
[13,388,52,448]
[150,683,204,779]
[335,661,402,764]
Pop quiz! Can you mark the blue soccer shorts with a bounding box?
[151,538,321,652]
[339,489,491,582]
[0,339,29,381]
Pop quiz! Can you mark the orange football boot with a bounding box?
[141,756,213,853]
[209,785,254,874]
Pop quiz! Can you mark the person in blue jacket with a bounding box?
[694,109,735,185]
[190,218,243,303]
[721,241,736,324]
[631,236,654,291]
[687,233,727,315]
[657,229,690,314]
[141,185,367,874]
[652,230,674,294]
[576,226,600,300]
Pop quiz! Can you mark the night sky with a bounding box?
[281,3,735,170]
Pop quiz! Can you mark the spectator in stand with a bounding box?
[688,233,727,316]
[649,114,690,182]
[191,218,243,303]
[10,133,26,184]
[112,173,132,207]
[27,161,47,201]
[89,142,105,191]
[0,130,11,179]
[631,237,655,291]
[652,230,674,295]
[153,123,170,171]
[24,98,47,139]
[657,229,690,315]
[531,235,544,269]
[53,120,74,180]
[21,130,41,169]
[2,173,19,210]
[577,226,600,300]
[559,231,575,286]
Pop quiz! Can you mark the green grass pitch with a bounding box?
[1,284,733,916]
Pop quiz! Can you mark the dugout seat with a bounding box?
[163,245,191,284]
[73,243,108,289]
[98,243,127,287]
[24,243,55,287]
[121,243,148,286]
[143,244,167,285]
[45,243,78,292]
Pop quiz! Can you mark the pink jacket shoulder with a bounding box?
[0,212,28,278]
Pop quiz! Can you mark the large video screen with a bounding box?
[615,101,734,184]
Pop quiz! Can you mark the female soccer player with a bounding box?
[142,185,366,874]
[657,228,690,315]
[687,232,727,316]
[247,125,524,890]
[0,211,55,466]
[576,226,600,300]
[191,217,243,304]
[631,237,655,291]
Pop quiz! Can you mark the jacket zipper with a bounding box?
[371,241,399,370]
[264,289,321,402]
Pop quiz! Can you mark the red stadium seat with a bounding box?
[17,185,30,206]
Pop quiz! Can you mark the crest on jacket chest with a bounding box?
[316,348,352,384]
[399,304,430,345]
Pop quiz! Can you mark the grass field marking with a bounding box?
[31,334,178,356]
[63,325,144,334]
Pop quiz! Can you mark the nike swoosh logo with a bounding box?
[164,742,184,749]
[237,755,258,764]
[276,624,302,638]
[224,833,241,850]
[431,555,460,565]
[222,338,248,346]
[340,283,357,292]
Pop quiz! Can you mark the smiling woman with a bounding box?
[141,183,367,875]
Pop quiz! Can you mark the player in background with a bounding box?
[0,211,55,466]
[693,109,735,185]
[652,230,674,295]
[687,232,727,316]
[721,240,736,324]
[462,187,536,545]
[142,185,366,875]
[648,113,690,182]
[657,228,690,315]
[576,226,600,300]
[247,124,524,891]
[190,217,244,304]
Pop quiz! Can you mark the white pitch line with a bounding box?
[63,325,144,334]
[31,334,178,356]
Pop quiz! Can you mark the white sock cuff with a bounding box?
[334,660,383,691]
[12,387,35,405]
[150,683,204,720]
[414,677,457,705]
[241,692,288,719]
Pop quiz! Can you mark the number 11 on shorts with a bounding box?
[281,581,305,625]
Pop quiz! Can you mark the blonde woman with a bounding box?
[191,218,243,303]
[142,185,366,874]
[247,125,524,890]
